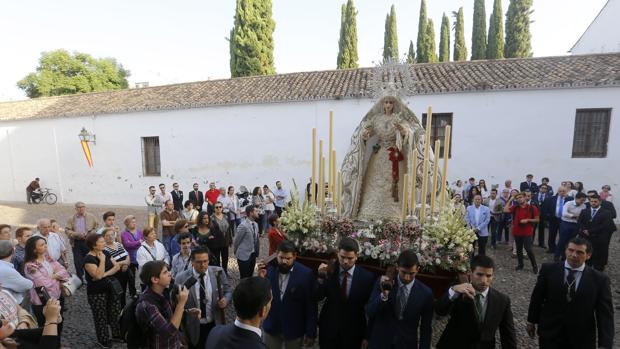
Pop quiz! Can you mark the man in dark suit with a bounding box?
[541,177,553,196]
[174,246,232,349]
[435,255,516,349]
[520,174,539,194]
[527,237,614,349]
[257,241,317,349]
[171,182,184,213]
[206,276,272,349]
[532,184,552,248]
[367,250,434,349]
[579,194,616,271]
[188,183,204,212]
[542,186,573,254]
[316,237,376,349]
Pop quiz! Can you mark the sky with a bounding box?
[0,0,609,101]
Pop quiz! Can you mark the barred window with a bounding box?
[571,109,611,158]
[141,137,161,176]
[422,113,453,158]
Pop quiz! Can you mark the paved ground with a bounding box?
[1,201,619,348]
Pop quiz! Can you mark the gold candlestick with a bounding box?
[312,128,316,204]
[319,140,324,209]
[409,153,417,216]
[430,139,441,215]
[440,125,451,208]
[420,106,433,224]
[337,171,342,214]
[402,174,409,223]
[332,150,337,202]
[328,111,334,196]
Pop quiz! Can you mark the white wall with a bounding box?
[1,86,618,206]
[571,0,620,54]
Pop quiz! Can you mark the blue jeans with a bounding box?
[162,235,173,263]
[555,221,578,258]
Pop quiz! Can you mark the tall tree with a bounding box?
[229,0,276,77]
[453,7,468,61]
[406,41,416,63]
[17,49,130,98]
[471,0,487,60]
[439,13,450,62]
[416,0,428,62]
[337,0,359,69]
[505,0,533,58]
[486,0,505,59]
[425,19,438,63]
[383,4,399,62]
[337,4,346,68]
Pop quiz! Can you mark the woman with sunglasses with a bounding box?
[210,201,230,272]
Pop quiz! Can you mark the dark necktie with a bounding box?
[475,293,484,323]
[566,268,576,302]
[340,271,348,299]
[398,284,409,320]
[199,273,207,319]
[591,208,598,219]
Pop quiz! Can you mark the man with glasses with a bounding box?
[161,200,180,258]
[274,181,289,217]
[66,201,99,281]
[367,249,434,349]
[579,193,616,271]
[171,182,184,214]
[146,185,163,231]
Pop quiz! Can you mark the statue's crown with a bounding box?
[369,58,415,100]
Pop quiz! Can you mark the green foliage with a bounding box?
[486,0,505,59]
[439,13,451,62]
[505,0,533,58]
[16,49,129,98]
[229,0,276,77]
[416,0,428,63]
[337,0,359,69]
[383,4,399,62]
[406,40,415,64]
[453,7,468,61]
[425,19,438,63]
[471,0,487,60]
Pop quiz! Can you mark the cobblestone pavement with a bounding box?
[1,201,619,348]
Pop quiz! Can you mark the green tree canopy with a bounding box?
[406,40,416,64]
[439,13,451,62]
[486,0,505,59]
[425,19,438,63]
[505,0,533,58]
[471,0,487,60]
[383,4,399,62]
[416,0,428,63]
[337,0,359,69]
[229,0,276,77]
[17,49,129,98]
[453,7,468,61]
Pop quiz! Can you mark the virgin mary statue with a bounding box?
[340,95,438,222]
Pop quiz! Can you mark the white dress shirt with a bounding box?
[234,319,262,338]
[193,268,213,323]
[564,261,585,290]
[561,201,586,223]
[36,232,66,262]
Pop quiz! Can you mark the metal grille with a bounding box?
[571,109,611,158]
[422,113,453,158]
[141,137,161,176]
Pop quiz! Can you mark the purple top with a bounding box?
[121,229,143,263]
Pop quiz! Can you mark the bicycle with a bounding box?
[31,188,58,205]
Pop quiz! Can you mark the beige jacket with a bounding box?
[65,212,99,246]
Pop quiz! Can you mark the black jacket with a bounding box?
[188,190,204,210]
[170,190,183,211]
[520,181,539,194]
[206,324,267,349]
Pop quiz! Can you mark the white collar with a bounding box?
[341,264,355,276]
[564,261,586,272]
[234,319,262,338]
[193,268,210,278]
[477,287,490,298]
[398,277,415,292]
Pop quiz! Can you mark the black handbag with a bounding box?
[105,277,124,297]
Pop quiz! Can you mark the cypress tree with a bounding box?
[406,40,416,64]
[471,0,487,60]
[505,0,533,58]
[337,4,346,68]
[383,5,399,62]
[337,0,359,69]
[439,13,450,62]
[229,0,276,77]
[425,19,438,63]
[486,0,504,59]
[453,7,467,61]
[416,0,428,63]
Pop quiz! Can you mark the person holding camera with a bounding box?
[504,192,539,274]
[367,250,433,349]
[0,297,62,349]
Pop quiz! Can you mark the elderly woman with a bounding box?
[136,227,169,275]
[24,236,70,345]
[83,233,122,348]
[102,228,130,306]
[120,215,143,297]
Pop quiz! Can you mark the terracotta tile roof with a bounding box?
[1,53,619,121]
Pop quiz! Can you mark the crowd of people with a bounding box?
[0,175,616,349]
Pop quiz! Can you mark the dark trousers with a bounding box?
[586,233,610,271]
[547,217,561,252]
[87,292,122,345]
[238,255,256,279]
[537,215,547,247]
[127,263,138,297]
[497,216,511,242]
[72,239,89,280]
[489,219,499,247]
[515,236,537,269]
[209,247,229,273]
[115,270,130,307]
[189,322,215,349]
[556,221,579,258]
[275,206,283,217]
[477,236,488,256]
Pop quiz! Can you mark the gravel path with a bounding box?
[1,201,618,348]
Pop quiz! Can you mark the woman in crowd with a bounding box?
[252,186,266,235]
[450,180,464,197]
[267,213,288,255]
[120,215,142,297]
[136,227,169,275]
[23,236,69,345]
[83,233,122,348]
[222,185,240,228]
[468,186,481,206]
[102,228,130,306]
[263,185,276,231]
[566,181,577,197]
[181,200,198,231]
[574,181,585,194]
[478,179,489,198]
[210,201,230,272]
[194,211,212,247]
[600,185,613,202]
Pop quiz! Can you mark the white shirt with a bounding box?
[473,205,482,226]
[278,267,293,300]
[264,192,276,211]
[564,261,585,290]
[36,232,66,262]
[274,188,289,207]
[193,268,213,323]
[234,319,262,338]
[136,240,169,273]
[561,201,586,223]
[487,198,497,211]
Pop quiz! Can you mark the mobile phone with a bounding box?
[35,286,50,305]
[263,253,278,267]
[184,276,198,289]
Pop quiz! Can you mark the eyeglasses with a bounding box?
[215,206,222,209]
[183,225,189,228]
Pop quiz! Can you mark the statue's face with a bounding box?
[383,99,394,114]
